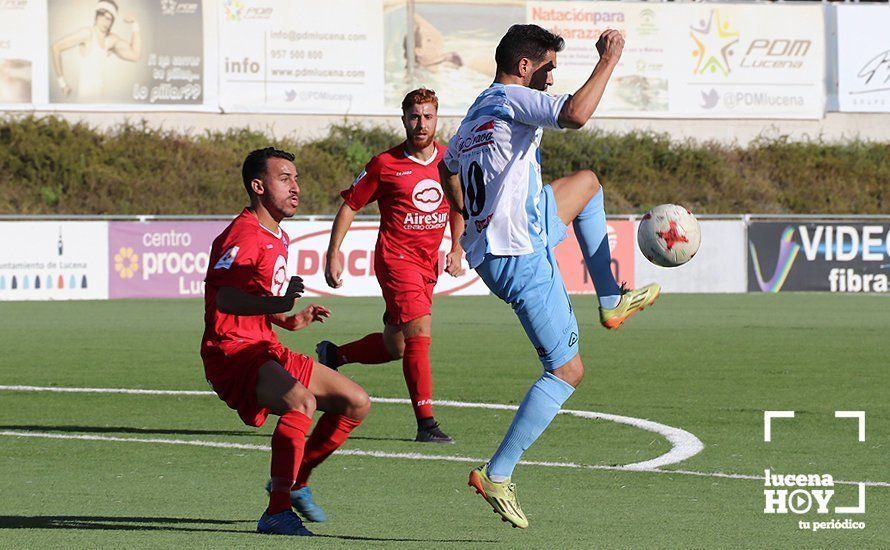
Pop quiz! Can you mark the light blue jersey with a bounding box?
[446,83,578,370]
[444,84,569,269]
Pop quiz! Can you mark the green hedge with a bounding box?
[0,116,887,215]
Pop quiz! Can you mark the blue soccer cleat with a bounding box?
[256,509,314,536]
[264,480,327,522]
[315,340,341,370]
[292,486,327,522]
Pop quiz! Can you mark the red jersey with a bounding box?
[201,208,290,357]
[340,142,450,274]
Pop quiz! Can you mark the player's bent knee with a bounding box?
[553,358,585,388]
[349,389,372,420]
[383,332,405,359]
[282,386,316,416]
[581,170,601,196]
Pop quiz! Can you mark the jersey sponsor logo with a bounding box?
[270,255,287,295]
[403,211,448,230]
[411,179,444,213]
[214,246,239,270]
[395,170,413,176]
[457,130,495,154]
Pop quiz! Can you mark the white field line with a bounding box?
[2,385,886,488]
[2,430,887,488]
[0,384,701,470]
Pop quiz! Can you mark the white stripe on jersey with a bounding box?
[445,84,568,268]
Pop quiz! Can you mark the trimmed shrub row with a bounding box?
[0,116,886,215]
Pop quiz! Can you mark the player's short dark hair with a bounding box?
[241,147,296,196]
[401,88,439,113]
[495,24,565,73]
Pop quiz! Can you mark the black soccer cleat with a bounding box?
[415,422,455,444]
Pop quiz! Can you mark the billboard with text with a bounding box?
[0,221,108,301]
[836,5,890,113]
[748,222,890,293]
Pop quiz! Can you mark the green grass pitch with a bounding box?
[0,294,887,548]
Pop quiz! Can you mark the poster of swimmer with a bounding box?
[46,0,208,108]
[383,0,523,115]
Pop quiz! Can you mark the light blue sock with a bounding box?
[572,188,621,309]
[487,371,575,479]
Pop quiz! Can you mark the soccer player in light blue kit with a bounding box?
[440,24,660,528]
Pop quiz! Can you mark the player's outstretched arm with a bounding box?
[217,276,304,316]
[558,29,625,129]
[325,202,357,288]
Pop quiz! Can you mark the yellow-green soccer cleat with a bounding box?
[599,283,661,330]
[468,464,529,529]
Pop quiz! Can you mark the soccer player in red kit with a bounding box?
[202,147,371,536]
[316,88,465,443]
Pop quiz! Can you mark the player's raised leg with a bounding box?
[288,360,370,522]
[549,170,660,330]
[316,330,395,370]
[254,360,316,536]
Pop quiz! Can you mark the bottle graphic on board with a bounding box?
[58,227,64,256]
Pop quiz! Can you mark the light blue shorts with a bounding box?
[475,186,578,371]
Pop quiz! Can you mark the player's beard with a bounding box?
[411,133,434,149]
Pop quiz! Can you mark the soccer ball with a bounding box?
[637,204,701,267]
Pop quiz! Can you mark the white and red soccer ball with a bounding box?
[637,204,701,267]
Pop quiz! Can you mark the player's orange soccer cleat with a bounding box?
[468,464,528,529]
[599,283,661,330]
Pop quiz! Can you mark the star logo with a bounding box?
[161,0,178,16]
[657,221,689,251]
[223,0,244,21]
[690,10,739,76]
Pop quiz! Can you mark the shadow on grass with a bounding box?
[0,515,250,534]
[1,425,420,443]
[345,435,415,443]
[0,516,500,543]
[316,534,500,544]
[0,424,258,438]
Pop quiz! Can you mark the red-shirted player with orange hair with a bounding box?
[317,88,465,443]
[202,147,371,536]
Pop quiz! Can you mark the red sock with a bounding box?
[403,336,434,420]
[294,413,362,488]
[338,333,393,365]
[268,410,313,515]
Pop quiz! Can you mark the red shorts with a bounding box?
[202,342,314,427]
[375,258,437,326]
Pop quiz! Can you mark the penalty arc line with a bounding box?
[1,430,887,488]
[0,384,700,470]
[2,385,887,488]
